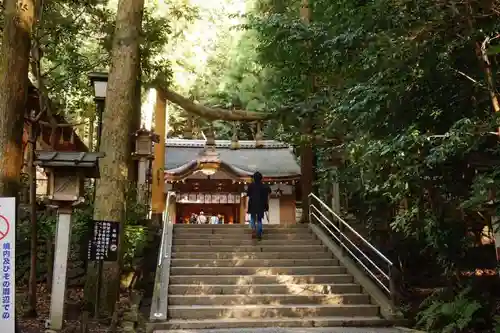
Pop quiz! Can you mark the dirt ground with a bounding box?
[17,284,126,333]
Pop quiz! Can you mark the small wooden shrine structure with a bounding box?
[163,138,301,224]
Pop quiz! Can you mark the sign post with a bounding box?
[87,220,120,316]
[0,197,15,333]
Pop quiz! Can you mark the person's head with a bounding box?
[252,171,263,184]
[200,211,204,215]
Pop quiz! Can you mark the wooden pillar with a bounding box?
[151,89,166,225]
[49,206,72,330]
[166,192,176,224]
[240,195,247,224]
[332,167,341,213]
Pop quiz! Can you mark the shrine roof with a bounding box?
[34,151,104,168]
[166,139,289,149]
[165,139,300,178]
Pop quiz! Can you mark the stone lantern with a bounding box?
[132,127,159,204]
[132,127,159,158]
[34,151,104,332]
[35,151,104,205]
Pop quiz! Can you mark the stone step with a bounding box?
[170,266,345,276]
[170,258,338,267]
[173,229,310,235]
[171,245,326,253]
[174,224,307,229]
[168,294,371,306]
[171,252,333,260]
[167,304,380,320]
[152,316,392,330]
[168,283,362,295]
[158,328,400,333]
[171,233,316,240]
[172,239,321,246]
[169,274,354,285]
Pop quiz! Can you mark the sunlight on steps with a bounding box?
[150,224,392,330]
[157,327,403,333]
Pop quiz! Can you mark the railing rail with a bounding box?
[150,193,173,321]
[308,193,396,299]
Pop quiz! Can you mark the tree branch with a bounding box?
[38,120,85,128]
[24,116,85,128]
[162,88,272,121]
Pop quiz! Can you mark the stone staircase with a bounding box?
[151,223,392,331]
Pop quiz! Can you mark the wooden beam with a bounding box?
[151,89,166,216]
[163,88,271,121]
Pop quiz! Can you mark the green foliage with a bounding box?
[177,0,500,331]
[16,0,197,144]
[38,1,113,119]
[416,287,483,333]
[122,225,148,269]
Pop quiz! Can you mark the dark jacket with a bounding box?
[246,172,271,217]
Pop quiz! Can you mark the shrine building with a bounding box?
[163,138,301,225]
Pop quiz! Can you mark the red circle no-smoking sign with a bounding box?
[0,214,10,241]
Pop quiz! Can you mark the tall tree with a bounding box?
[0,0,35,197]
[87,0,145,317]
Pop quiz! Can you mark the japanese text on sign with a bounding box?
[87,221,120,262]
[2,243,11,319]
[0,197,15,333]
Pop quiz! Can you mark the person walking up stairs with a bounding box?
[245,171,271,240]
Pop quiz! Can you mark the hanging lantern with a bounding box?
[58,128,65,145]
[183,115,193,139]
[231,122,240,150]
[255,121,264,148]
[205,123,216,146]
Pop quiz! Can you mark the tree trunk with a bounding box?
[300,133,314,223]
[26,121,37,317]
[0,0,35,197]
[128,58,142,182]
[84,0,145,317]
[88,110,94,151]
[46,234,53,292]
[299,0,315,223]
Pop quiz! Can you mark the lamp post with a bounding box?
[34,151,104,331]
[88,72,108,151]
[87,72,107,318]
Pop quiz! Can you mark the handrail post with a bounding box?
[338,213,344,255]
[308,194,312,224]
[388,264,401,309]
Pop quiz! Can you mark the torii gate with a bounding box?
[149,88,272,225]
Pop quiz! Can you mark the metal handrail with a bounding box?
[152,213,168,319]
[157,213,168,266]
[308,193,395,297]
[152,192,172,320]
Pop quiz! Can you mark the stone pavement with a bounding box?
[160,327,406,333]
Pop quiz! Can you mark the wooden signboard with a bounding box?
[204,194,211,204]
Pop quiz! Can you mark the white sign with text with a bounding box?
[0,197,15,333]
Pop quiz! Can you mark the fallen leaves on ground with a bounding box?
[17,283,129,333]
